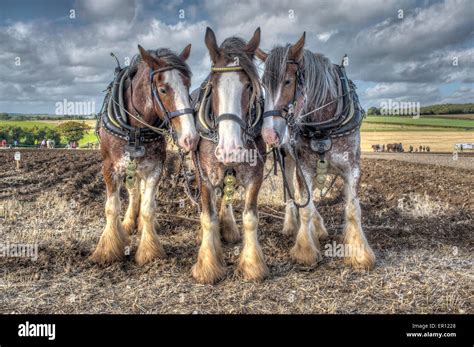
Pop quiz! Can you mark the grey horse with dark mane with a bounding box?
[257,33,375,270]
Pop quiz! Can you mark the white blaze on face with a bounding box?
[262,89,276,132]
[262,85,287,146]
[217,71,244,153]
[163,70,197,149]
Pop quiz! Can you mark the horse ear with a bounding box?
[255,48,268,62]
[289,32,306,61]
[244,27,261,54]
[179,44,192,61]
[138,44,156,68]
[205,27,220,63]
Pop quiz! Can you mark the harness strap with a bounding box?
[263,110,284,119]
[216,113,247,129]
[149,68,193,123]
[168,108,194,119]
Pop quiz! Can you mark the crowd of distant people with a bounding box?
[0,138,18,148]
[372,143,431,153]
[408,145,431,153]
[0,138,79,149]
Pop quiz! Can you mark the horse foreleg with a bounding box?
[122,182,141,235]
[135,172,166,265]
[290,169,322,266]
[282,154,298,237]
[192,181,225,284]
[237,181,268,282]
[91,162,128,264]
[311,177,329,241]
[342,168,375,270]
[219,198,240,243]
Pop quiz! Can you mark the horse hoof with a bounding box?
[344,248,375,270]
[290,243,321,266]
[89,249,124,264]
[135,243,166,266]
[237,258,269,282]
[191,260,226,285]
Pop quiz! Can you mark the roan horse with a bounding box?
[92,45,198,265]
[257,33,375,269]
[190,27,267,284]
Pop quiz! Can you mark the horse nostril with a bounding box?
[184,136,191,148]
[215,146,222,158]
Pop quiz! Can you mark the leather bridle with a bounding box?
[99,54,194,158]
[196,65,264,144]
[262,60,358,139]
[148,66,194,124]
[262,60,304,124]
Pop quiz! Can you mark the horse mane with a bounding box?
[128,48,192,79]
[262,45,338,113]
[219,37,262,102]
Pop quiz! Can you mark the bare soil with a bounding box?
[0,149,472,314]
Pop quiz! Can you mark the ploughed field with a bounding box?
[0,149,472,313]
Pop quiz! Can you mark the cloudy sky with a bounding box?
[0,0,473,114]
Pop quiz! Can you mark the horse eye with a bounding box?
[284,79,292,86]
[158,87,167,95]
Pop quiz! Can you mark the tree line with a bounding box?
[0,112,95,121]
[0,121,90,146]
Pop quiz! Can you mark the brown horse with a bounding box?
[92,45,198,266]
[190,27,267,284]
[257,33,375,270]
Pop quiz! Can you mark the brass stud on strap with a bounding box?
[211,66,244,73]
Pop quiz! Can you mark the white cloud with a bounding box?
[0,0,472,113]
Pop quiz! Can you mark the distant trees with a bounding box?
[0,113,10,120]
[366,107,381,115]
[56,121,90,143]
[0,125,61,146]
[420,103,474,115]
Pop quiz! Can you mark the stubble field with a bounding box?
[0,149,472,313]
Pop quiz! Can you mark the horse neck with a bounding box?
[125,67,161,127]
[297,60,340,123]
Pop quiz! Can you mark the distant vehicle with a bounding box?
[454,143,473,151]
